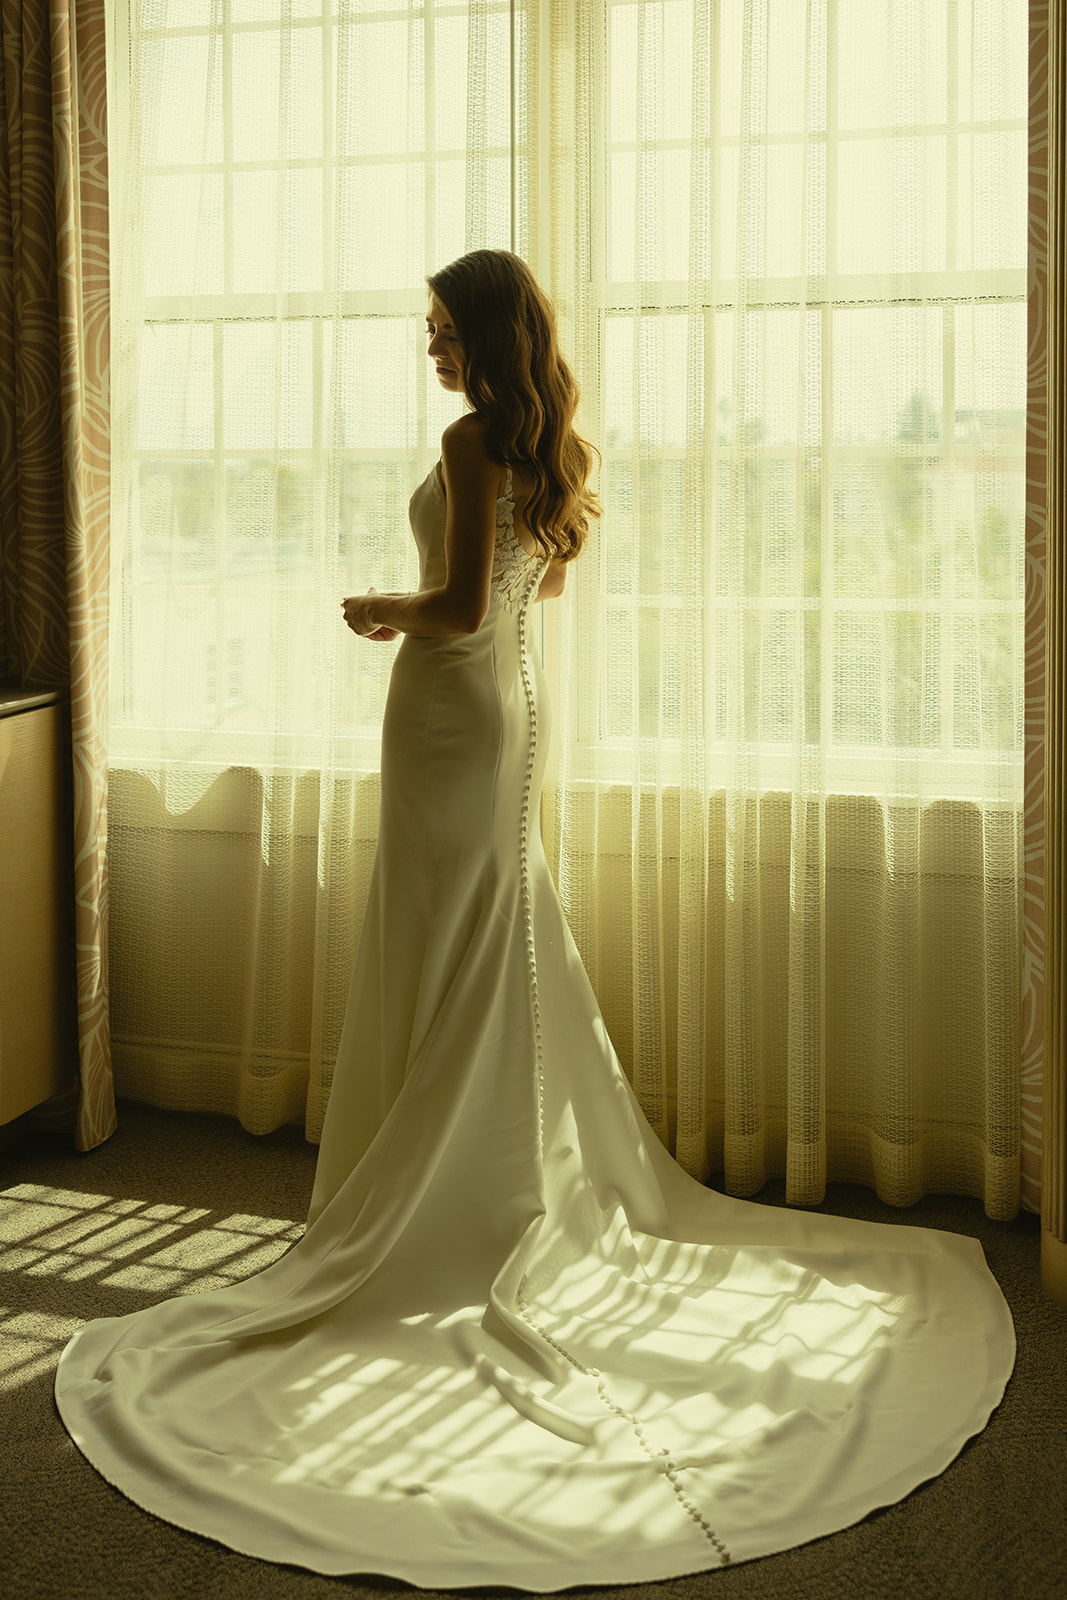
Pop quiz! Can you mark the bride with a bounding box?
[56,250,1015,1590]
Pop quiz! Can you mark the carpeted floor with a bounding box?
[1,1101,1064,1600]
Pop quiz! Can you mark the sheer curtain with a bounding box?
[542,0,1029,1214]
[106,0,530,1139]
[107,0,1030,1217]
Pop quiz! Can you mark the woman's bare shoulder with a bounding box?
[440,415,501,499]
[441,413,491,458]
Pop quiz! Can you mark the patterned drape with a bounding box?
[0,0,114,1150]
[1039,0,1067,1306]
[1025,3,1049,1216]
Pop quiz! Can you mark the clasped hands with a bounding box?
[342,588,400,642]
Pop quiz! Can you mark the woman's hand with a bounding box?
[342,590,400,642]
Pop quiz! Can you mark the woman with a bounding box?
[56,252,1014,1589]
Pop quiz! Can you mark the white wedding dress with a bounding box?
[56,462,1015,1589]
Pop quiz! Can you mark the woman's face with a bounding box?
[426,294,464,394]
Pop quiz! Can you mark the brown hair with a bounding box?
[426,250,600,562]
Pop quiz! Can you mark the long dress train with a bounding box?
[55,462,1015,1590]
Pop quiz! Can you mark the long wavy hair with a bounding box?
[426,250,600,562]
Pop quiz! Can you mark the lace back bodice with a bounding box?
[491,467,547,614]
[426,462,546,616]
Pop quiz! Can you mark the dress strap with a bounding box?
[504,465,513,500]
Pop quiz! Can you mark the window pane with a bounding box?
[833,307,942,448]
[233,169,324,294]
[138,34,223,167]
[337,18,426,157]
[141,174,224,297]
[609,1,694,144]
[836,136,947,276]
[433,17,469,152]
[956,133,1028,273]
[603,316,690,449]
[837,0,947,130]
[603,605,682,740]
[136,325,215,453]
[232,27,323,164]
[222,323,313,452]
[609,150,690,281]
[225,462,316,578]
[717,0,828,139]
[954,613,1021,750]
[719,144,827,281]
[715,309,821,449]
[338,163,427,290]
[231,0,323,21]
[326,319,418,452]
[959,0,1028,123]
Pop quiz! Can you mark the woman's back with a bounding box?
[407,457,546,617]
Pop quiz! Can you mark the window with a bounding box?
[580,0,1027,795]
[108,0,1028,799]
[108,0,523,768]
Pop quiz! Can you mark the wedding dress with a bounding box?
[56,461,1015,1588]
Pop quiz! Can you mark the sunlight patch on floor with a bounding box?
[0,1306,83,1393]
[0,1183,304,1387]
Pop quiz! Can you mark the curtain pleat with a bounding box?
[542,0,1029,1216]
[0,0,113,1150]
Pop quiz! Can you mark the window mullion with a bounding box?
[946,0,960,274]
[213,319,227,730]
[321,2,334,299]
[222,0,234,299]
[941,302,957,756]
[942,1,960,757]
[823,0,838,754]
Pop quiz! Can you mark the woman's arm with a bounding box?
[535,559,567,602]
[342,418,497,639]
